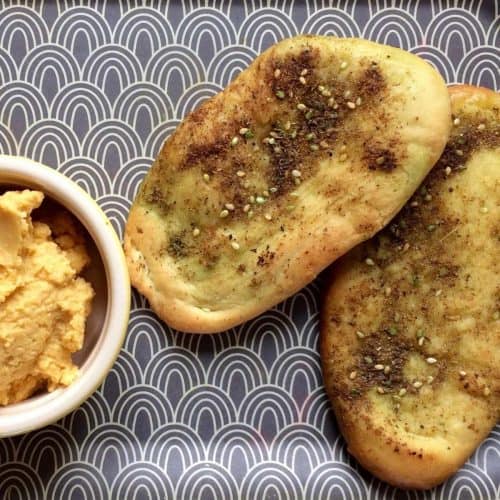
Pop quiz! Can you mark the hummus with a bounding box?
[0,190,94,405]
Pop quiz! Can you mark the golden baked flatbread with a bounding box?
[125,35,450,333]
[321,85,499,489]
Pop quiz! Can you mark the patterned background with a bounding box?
[0,1,499,499]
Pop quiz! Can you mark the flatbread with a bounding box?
[125,35,450,333]
[321,85,499,489]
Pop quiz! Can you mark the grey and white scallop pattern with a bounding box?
[0,1,498,498]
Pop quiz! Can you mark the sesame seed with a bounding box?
[225,203,235,211]
[483,387,491,397]
[320,140,329,149]
[236,170,246,177]
[203,173,210,182]
[480,206,488,213]
[297,103,306,111]
[274,68,281,78]
[219,209,229,218]
[427,376,434,384]
[243,204,250,213]
[339,153,347,162]
[306,132,315,141]
[300,68,308,76]
[356,331,365,339]
[403,243,410,252]
[399,388,407,397]
[376,156,385,165]
[340,61,348,69]
[247,210,254,218]
[453,117,460,126]
[374,364,384,371]
[284,121,291,131]
[249,195,255,203]
[427,224,436,232]
[322,89,332,97]
[349,371,357,380]
[309,144,319,151]
[291,169,302,178]
[231,241,240,250]
[305,110,314,119]
[364,356,373,364]
[425,194,432,201]
[290,130,297,139]
[356,97,362,106]
[262,190,269,197]
[347,101,356,109]
[344,90,351,99]
[255,196,265,204]
[201,307,211,312]
[268,137,276,145]
[418,337,425,346]
[239,128,249,136]
[299,76,307,85]
[273,146,282,154]
[459,370,467,377]
[426,357,437,365]
[365,258,375,266]
[384,365,391,374]
[294,178,301,186]
[455,149,463,156]
[410,201,419,207]
[327,97,335,107]
[230,136,239,146]
[385,287,392,296]
[192,227,200,237]
[477,123,485,130]
[269,187,278,193]
[445,166,452,176]
[333,103,339,110]
[264,213,272,221]
[340,145,347,152]
[413,381,423,389]
[286,205,296,211]
[275,90,285,99]
[435,289,442,297]
[317,85,325,92]
[377,387,385,394]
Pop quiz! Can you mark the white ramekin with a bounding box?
[0,155,130,437]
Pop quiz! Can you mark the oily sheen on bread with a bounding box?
[321,85,499,489]
[125,35,450,333]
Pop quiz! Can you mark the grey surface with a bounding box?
[0,1,498,499]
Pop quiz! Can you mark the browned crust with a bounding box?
[125,35,451,333]
[320,84,499,489]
